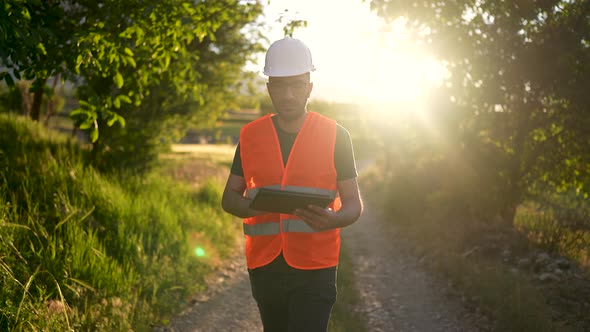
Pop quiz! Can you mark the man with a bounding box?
[221,36,363,332]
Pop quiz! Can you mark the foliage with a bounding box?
[0,114,237,330]
[439,254,560,332]
[515,200,590,267]
[0,0,266,154]
[276,9,308,37]
[361,161,569,332]
[88,0,263,173]
[370,0,590,223]
[0,0,69,120]
[0,84,23,114]
[90,0,263,173]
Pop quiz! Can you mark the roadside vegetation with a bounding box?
[362,116,590,331]
[361,1,590,331]
[2,0,588,331]
[1,3,266,328]
[328,247,367,332]
[0,115,238,331]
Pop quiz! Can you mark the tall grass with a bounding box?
[0,115,237,331]
[515,202,590,269]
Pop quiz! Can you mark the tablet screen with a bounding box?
[249,188,334,214]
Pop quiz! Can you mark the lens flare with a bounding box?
[194,246,206,257]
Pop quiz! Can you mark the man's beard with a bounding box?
[277,107,306,121]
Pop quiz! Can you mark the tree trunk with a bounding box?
[44,75,60,127]
[30,79,46,121]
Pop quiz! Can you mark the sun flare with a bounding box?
[259,0,447,111]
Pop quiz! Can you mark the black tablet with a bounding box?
[249,188,334,214]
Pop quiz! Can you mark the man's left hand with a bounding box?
[294,205,339,231]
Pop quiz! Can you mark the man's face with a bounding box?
[267,73,313,121]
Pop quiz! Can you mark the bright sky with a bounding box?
[253,0,447,109]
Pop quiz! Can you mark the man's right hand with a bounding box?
[221,174,265,218]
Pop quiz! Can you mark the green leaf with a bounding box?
[118,95,132,104]
[36,43,47,55]
[113,72,124,88]
[126,56,136,68]
[107,116,117,126]
[113,97,121,109]
[79,120,93,130]
[124,47,134,56]
[89,127,99,142]
[21,7,31,20]
[163,55,171,69]
[106,114,125,127]
[69,108,84,117]
[80,118,96,130]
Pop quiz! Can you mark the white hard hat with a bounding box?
[263,36,315,77]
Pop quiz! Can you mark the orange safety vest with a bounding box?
[240,112,342,270]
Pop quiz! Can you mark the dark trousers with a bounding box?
[248,254,337,332]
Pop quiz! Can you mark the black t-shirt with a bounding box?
[231,115,357,180]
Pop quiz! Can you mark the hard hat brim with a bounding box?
[263,66,316,77]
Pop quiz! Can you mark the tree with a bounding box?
[1,0,265,144]
[86,0,265,172]
[0,0,74,120]
[370,0,590,223]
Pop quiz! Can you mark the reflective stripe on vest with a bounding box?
[243,219,318,236]
[243,222,279,236]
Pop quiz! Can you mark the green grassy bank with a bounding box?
[0,115,237,331]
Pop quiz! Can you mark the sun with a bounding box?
[355,48,446,107]
[304,20,447,109]
[259,0,447,110]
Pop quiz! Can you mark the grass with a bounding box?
[432,250,564,332]
[515,202,590,269]
[158,144,236,185]
[0,114,238,331]
[328,246,367,332]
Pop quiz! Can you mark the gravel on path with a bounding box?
[156,238,262,332]
[341,203,486,332]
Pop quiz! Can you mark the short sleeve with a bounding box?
[334,124,357,181]
[230,142,244,177]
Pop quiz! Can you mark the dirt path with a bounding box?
[340,203,485,332]
[158,236,262,332]
[159,161,485,331]
[161,204,485,332]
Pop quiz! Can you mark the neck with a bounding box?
[276,111,308,133]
